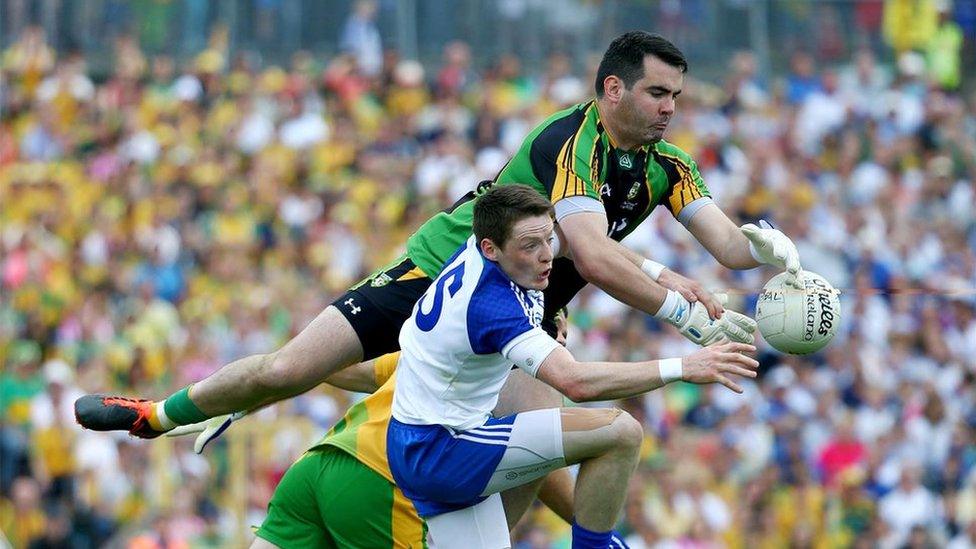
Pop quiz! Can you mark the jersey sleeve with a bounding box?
[500,328,560,378]
[466,274,540,355]
[528,103,603,205]
[656,145,713,225]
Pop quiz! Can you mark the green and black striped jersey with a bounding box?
[405,100,711,281]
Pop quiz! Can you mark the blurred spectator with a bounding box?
[339,0,383,78]
[926,1,965,91]
[878,464,943,544]
[883,0,940,53]
[0,10,973,547]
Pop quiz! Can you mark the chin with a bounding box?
[523,279,548,290]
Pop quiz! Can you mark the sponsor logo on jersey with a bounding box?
[627,181,641,200]
[371,273,393,287]
[619,153,633,169]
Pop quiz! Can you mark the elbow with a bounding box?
[562,382,591,403]
[553,371,593,403]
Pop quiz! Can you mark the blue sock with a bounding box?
[572,520,611,549]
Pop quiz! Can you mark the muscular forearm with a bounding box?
[575,245,668,316]
[711,230,761,269]
[687,204,761,270]
[324,362,379,393]
[540,351,674,403]
[569,359,672,401]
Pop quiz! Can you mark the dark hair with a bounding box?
[473,184,554,248]
[594,31,688,97]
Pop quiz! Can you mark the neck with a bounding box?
[596,98,639,151]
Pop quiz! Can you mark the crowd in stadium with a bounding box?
[1,3,975,547]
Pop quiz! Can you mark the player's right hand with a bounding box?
[664,293,757,346]
[682,340,759,393]
[657,268,724,319]
[165,411,246,454]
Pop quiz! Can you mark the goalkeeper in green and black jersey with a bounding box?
[77,31,799,450]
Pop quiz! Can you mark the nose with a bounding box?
[660,96,675,115]
[540,241,554,263]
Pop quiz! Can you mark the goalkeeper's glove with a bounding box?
[165,411,246,453]
[741,220,802,287]
[655,290,756,346]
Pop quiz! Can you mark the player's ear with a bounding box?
[480,238,499,261]
[603,75,624,102]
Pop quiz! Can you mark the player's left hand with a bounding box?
[740,220,802,287]
[658,268,724,320]
[165,411,246,454]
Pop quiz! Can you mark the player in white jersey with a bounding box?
[387,184,760,549]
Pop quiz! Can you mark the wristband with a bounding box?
[659,358,683,384]
[652,289,691,325]
[640,258,666,281]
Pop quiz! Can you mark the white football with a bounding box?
[755,270,841,355]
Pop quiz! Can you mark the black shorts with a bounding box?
[333,255,433,361]
[334,254,563,360]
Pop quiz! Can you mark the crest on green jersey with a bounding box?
[627,181,641,200]
[371,273,393,287]
[618,153,633,169]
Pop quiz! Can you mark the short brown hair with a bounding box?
[473,184,554,248]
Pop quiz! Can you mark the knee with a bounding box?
[609,410,644,453]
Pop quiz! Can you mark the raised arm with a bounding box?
[687,204,801,285]
[559,212,754,344]
[558,211,669,315]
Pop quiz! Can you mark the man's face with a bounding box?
[483,214,554,291]
[616,55,683,146]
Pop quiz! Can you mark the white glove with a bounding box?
[741,220,802,287]
[656,291,757,346]
[165,411,246,454]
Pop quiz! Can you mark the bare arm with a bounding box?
[685,203,760,270]
[607,237,724,318]
[535,342,758,402]
[324,362,379,393]
[558,212,668,315]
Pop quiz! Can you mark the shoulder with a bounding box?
[466,262,542,354]
[530,101,598,150]
[467,260,532,319]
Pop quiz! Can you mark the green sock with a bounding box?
[162,386,209,425]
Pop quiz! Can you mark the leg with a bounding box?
[192,306,363,414]
[253,451,336,549]
[494,370,565,529]
[560,408,643,532]
[77,257,433,434]
[426,494,510,549]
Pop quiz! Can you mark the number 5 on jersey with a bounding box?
[415,263,465,331]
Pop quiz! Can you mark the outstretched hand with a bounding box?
[681,340,759,393]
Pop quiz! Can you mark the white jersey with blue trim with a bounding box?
[392,236,561,431]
